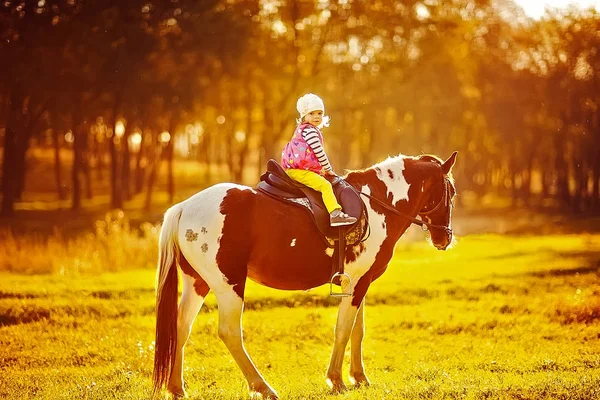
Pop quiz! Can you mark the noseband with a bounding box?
[359,177,453,235]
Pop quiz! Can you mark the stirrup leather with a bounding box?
[329,227,352,297]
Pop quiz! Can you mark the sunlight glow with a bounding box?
[513,0,600,19]
[272,19,287,35]
[128,132,142,152]
[115,121,125,137]
[159,131,171,143]
[415,3,430,20]
[64,130,74,143]
[235,131,246,143]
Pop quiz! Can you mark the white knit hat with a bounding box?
[296,93,325,119]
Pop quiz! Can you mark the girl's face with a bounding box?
[304,110,323,126]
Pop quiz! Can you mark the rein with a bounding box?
[359,178,452,234]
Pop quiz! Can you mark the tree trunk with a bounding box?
[522,153,534,206]
[509,142,519,206]
[234,95,253,183]
[166,117,176,203]
[593,159,600,211]
[226,126,236,181]
[553,129,570,207]
[1,87,22,217]
[363,108,376,167]
[121,127,131,201]
[203,127,212,184]
[144,144,161,211]
[13,137,28,202]
[53,128,66,200]
[94,130,104,181]
[71,104,84,210]
[82,126,93,200]
[541,163,552,200]
[110,93,123,209]
[134,132,145,195]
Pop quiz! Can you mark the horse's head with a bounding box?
[417,152,457,250]
[347,151,458,251]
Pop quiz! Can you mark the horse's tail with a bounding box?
[152,203,183,397]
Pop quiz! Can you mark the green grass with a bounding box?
[1,233,599,399]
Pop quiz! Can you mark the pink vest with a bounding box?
[281,123,324,173]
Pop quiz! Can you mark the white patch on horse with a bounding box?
[343,185,388,281]
[290,238,296,247]
[236,185,257,194]
[325,247,334,257]
[177,183,255,293]
[374,156,410,205]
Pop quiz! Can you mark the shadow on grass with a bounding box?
[528,264,600,278]
[525,250,600,278]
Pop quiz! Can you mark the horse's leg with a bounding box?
[168,272,209,398]
[215,288,279,399]
[326,294,360,393]
[349,299,370,387]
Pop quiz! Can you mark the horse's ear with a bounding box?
[441,151,458,175]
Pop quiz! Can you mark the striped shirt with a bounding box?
[301,126,332,172]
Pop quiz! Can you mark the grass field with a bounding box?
[1,229,599,400]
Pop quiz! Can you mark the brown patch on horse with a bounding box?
[179,253,210,297]
[247,193,334,290]
[201,227,208,234]
[216,188,256,299]
[185,229,198,242]
[345,242,365,264]
[387,169,394,179]
[201,243,208,253]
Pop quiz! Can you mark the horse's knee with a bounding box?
[176,316,193,339]
[218,326,241,343]
[217,327,227,341]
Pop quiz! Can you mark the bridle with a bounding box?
[359,177,453,235]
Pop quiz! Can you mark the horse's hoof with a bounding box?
[249,382,279,399]
[167,385,186,399]
[349,373,371,388]
[326,377,347,393]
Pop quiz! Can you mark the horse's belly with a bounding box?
[247,261,330,290]
[247,193,338,290]
[246,230,333,290]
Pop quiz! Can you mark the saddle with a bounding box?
[256,160,368,248]
[256,160,370,297]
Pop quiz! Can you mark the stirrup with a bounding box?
[329,272,352,297]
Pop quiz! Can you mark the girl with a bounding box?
[281,93,357,227]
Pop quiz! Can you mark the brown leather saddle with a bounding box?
[256,160,369,248]
[256,160,370,297]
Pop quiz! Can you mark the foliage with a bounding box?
[1,1,599,216]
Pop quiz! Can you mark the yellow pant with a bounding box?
[285,169,341,213]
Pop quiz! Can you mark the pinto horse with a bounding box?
[153,152,457,399]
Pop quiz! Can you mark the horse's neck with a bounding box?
[346,164,429,240]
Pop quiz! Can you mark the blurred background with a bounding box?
[1,0,599,228]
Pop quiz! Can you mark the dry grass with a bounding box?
[0,211,158,274]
